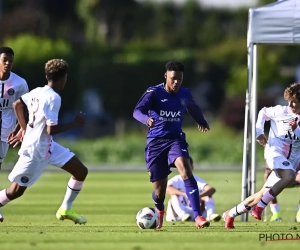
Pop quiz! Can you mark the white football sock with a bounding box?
[0,189,10,207]
[60,178,84,210]
[228,202,250,218]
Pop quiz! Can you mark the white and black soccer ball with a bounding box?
[136,207,159,229]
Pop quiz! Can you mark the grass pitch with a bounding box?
[0,170,300,250]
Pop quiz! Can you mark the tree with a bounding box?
[76,0,138,45]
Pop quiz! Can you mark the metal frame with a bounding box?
[241,43,258,221]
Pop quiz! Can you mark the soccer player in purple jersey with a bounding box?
[133,61,210,229]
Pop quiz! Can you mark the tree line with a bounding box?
[1,0,297,131]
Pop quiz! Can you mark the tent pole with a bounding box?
[241,43,253,222]
[250,44,258,196]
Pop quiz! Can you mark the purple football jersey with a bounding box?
[133,83,208,145]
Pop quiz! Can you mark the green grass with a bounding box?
[3,123,266,165]
[0,171,299,250]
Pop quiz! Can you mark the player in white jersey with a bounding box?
[166,157,221,223]
[223,83,300,229]
[0,59,88,224]
[0,47,28,169]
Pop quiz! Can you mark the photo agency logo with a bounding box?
[259,232,300,242]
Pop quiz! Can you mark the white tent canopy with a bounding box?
[242,0,300,221]
[248,0,300,45]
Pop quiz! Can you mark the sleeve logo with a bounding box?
[181,98,186,106]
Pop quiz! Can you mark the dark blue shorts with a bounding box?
[145,138,190,182]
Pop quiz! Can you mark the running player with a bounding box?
[0,59,88,224]
[223,83,300,229]
[133,61,210,229]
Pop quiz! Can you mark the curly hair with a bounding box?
[45,59,69,81]
[165,61,185,72]
[284,83,300,102]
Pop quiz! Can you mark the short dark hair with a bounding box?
[189,156,193,165]
[165,61,184,72]
[45,59,68,81]
[0,47,14,56]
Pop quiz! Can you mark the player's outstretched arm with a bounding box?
[47,111,85,135]
[186,93,209,131]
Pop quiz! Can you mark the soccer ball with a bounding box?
[136,207,159,229]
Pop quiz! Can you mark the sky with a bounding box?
[136,0,259,9]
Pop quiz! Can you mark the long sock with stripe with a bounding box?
[228,202,251,218]
[184,177,201,218]
[60,178,84,210]
[0,189,10,207]
[257,189,275,208]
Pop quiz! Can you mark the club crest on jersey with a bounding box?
[7,88,15,96]
[282,161,290,166]
[181,98,186,106]
[20,176,29,183]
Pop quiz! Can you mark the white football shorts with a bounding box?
[266,155,298,172]
[8,141,75,187]
[0,141,9,163]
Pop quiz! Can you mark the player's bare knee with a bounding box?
[284,172,296,185]
[278,170,296,185]
[79,164,88,178]
[175,157,192,179]
[73,164,88,181]
[62,156,88,181]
